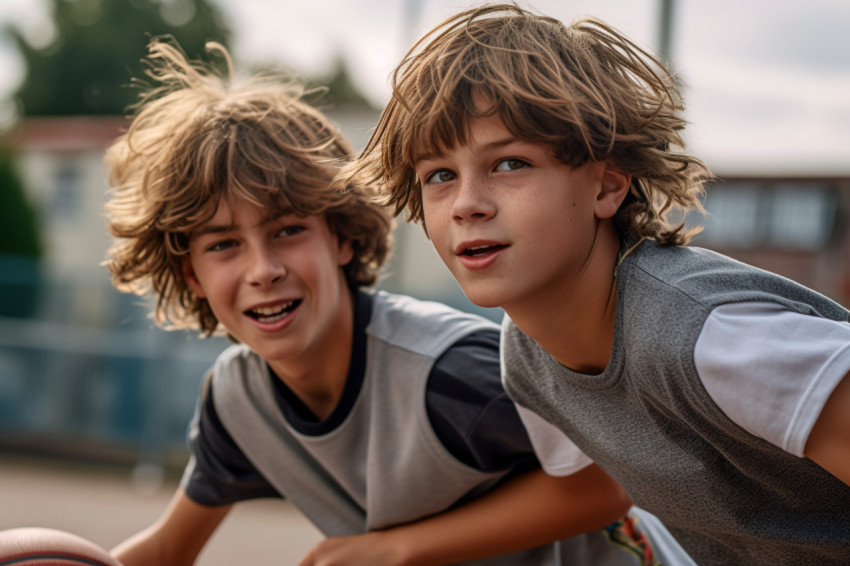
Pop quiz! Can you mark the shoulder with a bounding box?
[431,327,502,396]
[620,242,749,309]
[426,318,503,404]
[210,343,266,386]
[622,241,849,321]
[427,326,539,472]
[214,342,262,367]
[368,290,500,355]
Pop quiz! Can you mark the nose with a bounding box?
[246,244,287,287]
[452,174,496,222]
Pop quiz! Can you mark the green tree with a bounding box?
[0,147,43,317]
[0,148,41,257]
[8,0,231,117]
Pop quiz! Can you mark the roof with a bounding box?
[5,116,129,152]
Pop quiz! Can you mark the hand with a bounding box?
[298,532,410,566]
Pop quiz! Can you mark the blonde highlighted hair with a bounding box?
[338,3,712,244]
[105,39,392,335]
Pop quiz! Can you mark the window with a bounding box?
[695,180,836,251]
[53,163,80,217]
[767,184,835,249]
[700,183,762,246]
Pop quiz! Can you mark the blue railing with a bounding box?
[0,256,228,468]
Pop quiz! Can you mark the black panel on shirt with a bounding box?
[185,291,538,506]
[426,328,539,473]
[184,374,281,505]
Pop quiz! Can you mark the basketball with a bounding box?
[0,528,122,566]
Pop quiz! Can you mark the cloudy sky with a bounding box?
[2,0,849,175]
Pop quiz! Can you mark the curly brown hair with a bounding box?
[105,40,393,336]
[336,3,713,245]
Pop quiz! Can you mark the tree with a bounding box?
[0,148,41,257]
[7,0,231,117]
[0,146,43,317]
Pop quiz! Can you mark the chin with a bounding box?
[458,285,507,310]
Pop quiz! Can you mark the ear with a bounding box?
[337,238,355,267]
[594,162,631,220]
[181,256,206,298]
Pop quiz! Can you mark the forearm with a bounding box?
[111,491,231,566]
[376,465,629,566]
[111,525,167,566]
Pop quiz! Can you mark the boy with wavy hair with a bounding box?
[97,38,686,566]
[339,4,850,564]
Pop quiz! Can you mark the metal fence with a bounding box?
[0,256,228,469]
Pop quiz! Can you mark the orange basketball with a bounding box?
[0,528,122,566]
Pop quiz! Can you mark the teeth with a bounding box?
[465,245,494,256]
[254,302,293,316]
[252,301,296,321]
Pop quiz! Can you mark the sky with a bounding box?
[1,0,849,175]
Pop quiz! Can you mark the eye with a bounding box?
[205,239,235,252]
[277,225,305,238]
[424,169,456,184]
[495,158,529,172]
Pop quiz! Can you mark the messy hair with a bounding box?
[105,39,392,336]
[337,3,712,245]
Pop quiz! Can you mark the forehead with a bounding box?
[413,112,525,164]
[192,197,309,235]
[410,94,499,163]
[206,196,276,223]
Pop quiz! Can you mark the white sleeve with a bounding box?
[514,403,594,476]
[695,301,850,456]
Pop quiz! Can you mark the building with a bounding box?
[2,112,848,466]
[693,174,850,307]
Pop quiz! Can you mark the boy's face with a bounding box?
[415,113,626,313]
[182,197,354,373]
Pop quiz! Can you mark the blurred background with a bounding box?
[0,0,848,563]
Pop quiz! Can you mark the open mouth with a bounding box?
[462,244,507,257]
[246,300,301,322]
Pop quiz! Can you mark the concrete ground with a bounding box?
[0,453,324,565]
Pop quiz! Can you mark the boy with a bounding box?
[96,38,686,566]
[339,4,850,565]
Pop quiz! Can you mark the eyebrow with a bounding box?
[413,136,521,164]
[192,212,290,237]
[192,224,233,238]
[480,137,521,152]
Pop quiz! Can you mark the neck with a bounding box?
[505,224,622,374]
[268,287,354,421]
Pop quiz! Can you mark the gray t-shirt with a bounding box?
[516,301,850,474]
[503,240,850,565]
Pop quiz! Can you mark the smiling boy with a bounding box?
[87,38,699,566]
[182,202,355,420]
[340,4,850,564]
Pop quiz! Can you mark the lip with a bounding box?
[244,298,301,332]
[454,239,508,270]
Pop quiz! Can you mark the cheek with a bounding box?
[422,213,450,251]
[421,201,445,237]
[421,193,443,219]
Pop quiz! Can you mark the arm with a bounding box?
[111,488,231,566]
[805,372,850,486]
[695,302,850,482]
[299,464,630,566]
